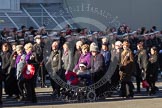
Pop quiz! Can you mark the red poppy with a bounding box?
[22,64,35,79]
[65,71,79,85]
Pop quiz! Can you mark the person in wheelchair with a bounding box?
[77,62,92,86]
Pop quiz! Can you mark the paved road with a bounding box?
[1,81,162,108]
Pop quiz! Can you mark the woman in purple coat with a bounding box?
[73,44,91,72]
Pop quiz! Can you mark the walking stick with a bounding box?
[40,62,44,87]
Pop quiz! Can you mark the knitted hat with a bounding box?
[90,45,99,52]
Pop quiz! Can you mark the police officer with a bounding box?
[33,35,47,87]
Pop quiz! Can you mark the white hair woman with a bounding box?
[23,43,37,103]
[73,41,83,68]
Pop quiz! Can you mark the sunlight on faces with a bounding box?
[82,48,88,54]
[102,44,108,51]
[151,48,155,55]
[35,38,41,44]
[24,43,33,54]
[52,41,59,50]
[63,43,69,52]
[91,51,98,56]
[79,66,86,71]
[150,47,157,55]
[76,41,83,50]
[81,44,89,55]
[2,44,9,52]
[12,44,16,51]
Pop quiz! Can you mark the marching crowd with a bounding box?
[0,24,162,105]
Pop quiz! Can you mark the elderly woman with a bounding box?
[23,43,37,103]
[46,41,62,97]
[110,41,123,88]
[6,43,20,99]
[73,44,91,72]
[73,41,83,68]
[62,42,73,80]
[90,45,105,96]
[15,45,26,101]
[119,41,134,98]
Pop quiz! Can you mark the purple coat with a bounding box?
[73,52,91,72]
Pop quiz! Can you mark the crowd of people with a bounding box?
[0,24,162,105]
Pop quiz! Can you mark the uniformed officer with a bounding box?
[33,35,47,88]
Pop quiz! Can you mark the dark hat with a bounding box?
[137,41,144,47]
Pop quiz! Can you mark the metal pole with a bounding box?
[22,7,40,28]
[5,13,19,29]
[40,4,63,29]
[61,16,73,29]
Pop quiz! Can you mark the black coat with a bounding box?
[33,43,44,63]
[147,54,159,82]
[1,51,11,75]
[137,49,148,72]
[90,53,105,74]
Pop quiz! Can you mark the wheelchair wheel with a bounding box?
[87,90,96,101]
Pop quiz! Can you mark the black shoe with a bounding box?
[52,90,58,95]
[17,96,25,102]
[13,95,20,99]
[41,84,48,88]
[135,90,141,94]
[32,99,37,103]
[6,95,12,99]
